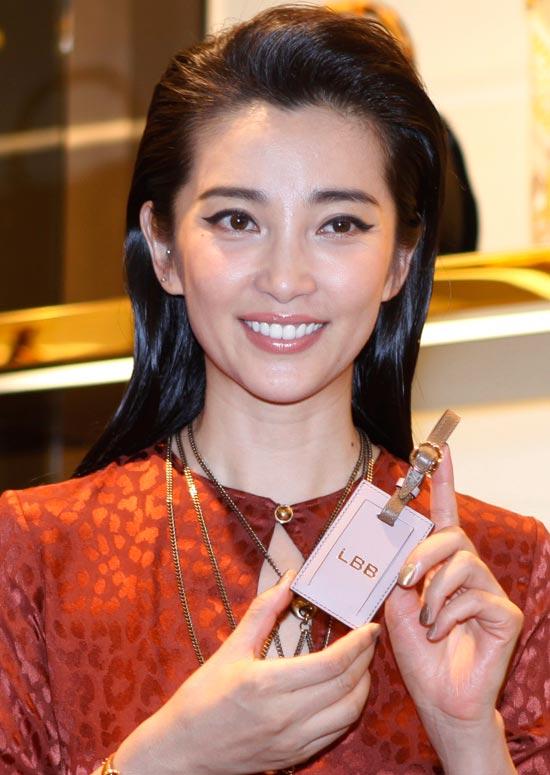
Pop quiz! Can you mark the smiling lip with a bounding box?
[240,314,327,353]
[241,313,324,324]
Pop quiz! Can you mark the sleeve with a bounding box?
[0,490,63,775]
[498,518,550,772]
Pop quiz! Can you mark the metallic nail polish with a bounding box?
[419,604,431,626]
[398,562,417,587]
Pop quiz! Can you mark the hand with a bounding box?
[384,447,523,765]
[116,571,380,775]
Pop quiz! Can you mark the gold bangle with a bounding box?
[101,754,121,775]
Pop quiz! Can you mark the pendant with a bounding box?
[274,504,294,524]
[291,595,317,621]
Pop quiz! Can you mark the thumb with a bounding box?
[222,570,296,659]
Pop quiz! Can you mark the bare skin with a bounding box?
[92,103,522,773]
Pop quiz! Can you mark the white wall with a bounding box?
[207,0,533,251]
[390,0,531,252]
[413,333,550,528]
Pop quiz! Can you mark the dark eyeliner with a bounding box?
[345,217,372,232]
[202,209,243,225]
[323,216,373,232]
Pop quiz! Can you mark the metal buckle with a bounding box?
[409,441,442,474]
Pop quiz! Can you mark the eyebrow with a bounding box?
[309,188,380,207]
[197,186,380,207]
[198,186,268,203]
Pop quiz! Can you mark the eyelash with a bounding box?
[203,209,257,232]
[319,216,372,235]
[202,209,373,235]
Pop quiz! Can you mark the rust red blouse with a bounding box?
[0,443,548,774]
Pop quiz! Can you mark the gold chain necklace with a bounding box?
[186,424,374,573]
[166,427,373,661]
[183,427,371,658]
[166,432,373,775]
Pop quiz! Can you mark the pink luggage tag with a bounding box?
[291,480,433,628]
[291,410,461,628]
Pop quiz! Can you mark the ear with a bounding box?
[381,243,415,302]
[140,201,185,295]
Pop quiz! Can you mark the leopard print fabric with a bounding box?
[0,443,548,773]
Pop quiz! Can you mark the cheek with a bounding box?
[336,258,392,314]
[331,262,391,354]
[180,232,248,296]
[181,257,244,351]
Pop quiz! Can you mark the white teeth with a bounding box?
[282,324,296,340]
[245,320,323,340]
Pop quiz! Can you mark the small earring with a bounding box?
[166,248,172,256]
[161,275,167,283]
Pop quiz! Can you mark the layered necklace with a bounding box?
[165,426,373,664]
[165,429,374,775]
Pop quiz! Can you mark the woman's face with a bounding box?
[145,102,410,406]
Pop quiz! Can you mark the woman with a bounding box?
[0,6,547,774]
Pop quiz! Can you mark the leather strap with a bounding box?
[378,409,461,526]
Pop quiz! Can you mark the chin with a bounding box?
[239,373,335,407]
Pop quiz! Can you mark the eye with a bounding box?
[319,216,372,235]
[203,209,258,233]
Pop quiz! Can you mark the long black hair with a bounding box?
[76,4,446,477]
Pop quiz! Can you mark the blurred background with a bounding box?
[0,0,549,525]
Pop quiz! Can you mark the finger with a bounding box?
[290,722,358,767]
[266,622,380,692]
[420,550,506,628]
[426,589,524,642]
[221,570,296,659]
[397,526,476,588]
[291,727,351,766]
[266,720,354,772]
[295,667,371,750]
[430,444,459,530]
[284,641,375,722]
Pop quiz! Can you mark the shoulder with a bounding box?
[0,445,166,541]
[455,490,548,627]
[455,488,546,556]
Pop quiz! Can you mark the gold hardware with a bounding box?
[274,505,294,524]
[409,441,443,473]
[291,596,317,621]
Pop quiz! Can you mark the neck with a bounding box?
[179,369,377,504]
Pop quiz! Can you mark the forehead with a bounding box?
[184,101,391,199]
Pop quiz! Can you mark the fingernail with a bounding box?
[360,623,381,645]
[419,604,432,626]
[426,623,437,641]
[371,623,382,640]
[398,562,418,587]
[277,569,295,585]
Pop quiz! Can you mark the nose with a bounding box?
[254,234,317,303]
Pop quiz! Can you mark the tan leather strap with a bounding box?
[378,409,461,526]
